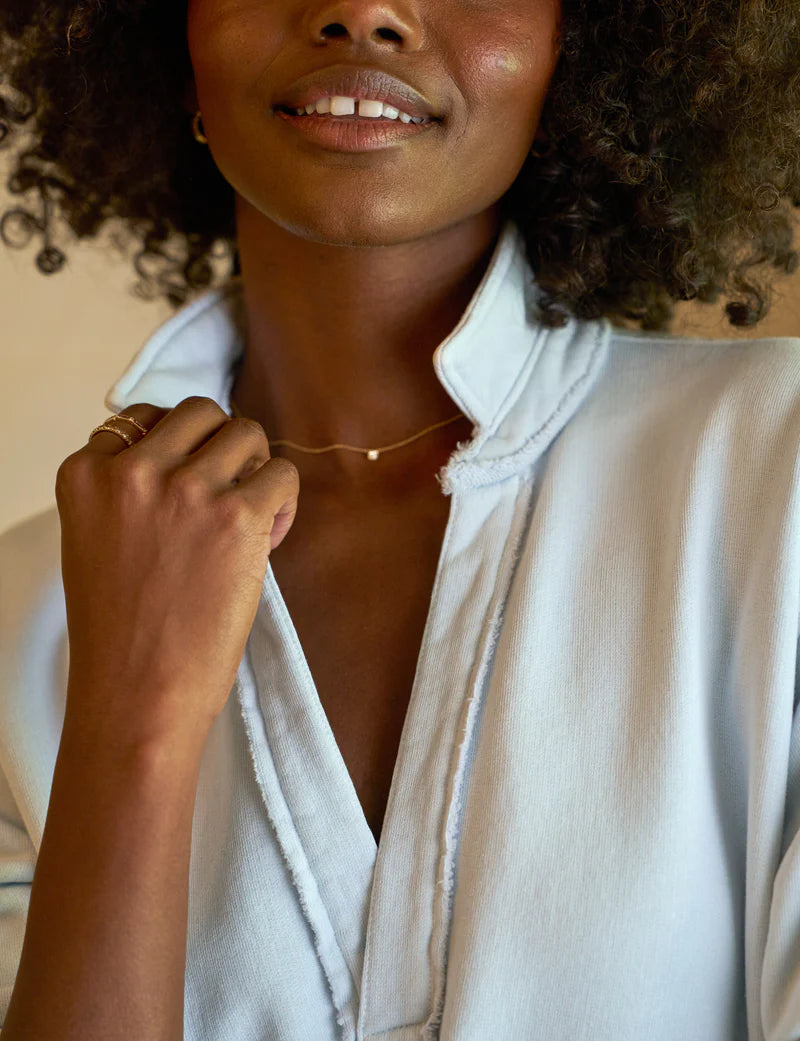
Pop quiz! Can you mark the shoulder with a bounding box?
[606,327,800,382]
[602,328,800,427]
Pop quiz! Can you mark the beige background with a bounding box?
[2,189,800,536]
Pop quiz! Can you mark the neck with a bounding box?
[229,201,503,492]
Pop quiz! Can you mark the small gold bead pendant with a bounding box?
[367,449,380,461]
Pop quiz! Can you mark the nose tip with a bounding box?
[319,22,400,44]
[306,4,423,50]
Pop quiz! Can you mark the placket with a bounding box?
[236,564,377,1038]
[228,309,609,1039]
[357,473,536,1040]
[235,466,536,1040]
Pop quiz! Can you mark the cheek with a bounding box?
[187,1,275,95]
[459,47,547,166]
[459,3,561,128]
[491,52,527,76]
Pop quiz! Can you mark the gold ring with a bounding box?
[88,411,150,446]
[88,424,136,446]
[109,413,148,434]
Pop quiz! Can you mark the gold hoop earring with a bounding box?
[192,110,208,144]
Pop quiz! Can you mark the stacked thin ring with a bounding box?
[88,412,149,447]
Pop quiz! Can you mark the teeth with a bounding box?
[330,96,355,116]
[291,96,430,123]
[356,98,385,118]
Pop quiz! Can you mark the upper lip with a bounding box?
[274,64,443,121]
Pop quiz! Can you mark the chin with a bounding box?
[275,196,440,248]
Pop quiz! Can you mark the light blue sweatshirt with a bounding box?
[3,218,800,1040]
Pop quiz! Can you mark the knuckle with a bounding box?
[114,453,159,494]
[55,452,92,501]
[167,467,209,503]
[56,451,90,484]
[234,416,268,442]
[269,455,301,490]
[179,395,224,415]
[216,492,252,531]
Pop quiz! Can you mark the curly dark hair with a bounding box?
[1,0,798,331]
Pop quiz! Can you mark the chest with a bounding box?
[267,487,453,845]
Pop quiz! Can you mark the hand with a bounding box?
[55,395,300,753]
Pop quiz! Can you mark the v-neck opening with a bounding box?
[237,470,472,1034]
[262,484,460,861]
[235,459,537,1039]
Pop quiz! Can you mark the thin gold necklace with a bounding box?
[229,399,466,461]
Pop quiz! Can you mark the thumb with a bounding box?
[269,496,299,552]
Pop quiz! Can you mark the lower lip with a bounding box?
[273,110,440,152]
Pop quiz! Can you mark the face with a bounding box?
[185,0,562,247]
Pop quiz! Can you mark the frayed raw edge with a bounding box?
[420,669,490,1041]
[436,434,484,497]
[237,673,354,1038]
[421,477,536,1040]
[436,322,608,497]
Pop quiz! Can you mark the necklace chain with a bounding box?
[229,399,466,461]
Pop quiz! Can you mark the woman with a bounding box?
[1,1,800,1038]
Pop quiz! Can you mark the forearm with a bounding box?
[2,711,206,1041]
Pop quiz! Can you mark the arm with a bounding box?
[1,712,206,1041]
[0,396,299,1039]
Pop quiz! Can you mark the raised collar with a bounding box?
[105,218,612,493]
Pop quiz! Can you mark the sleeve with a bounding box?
[0,508,62,1031]
[760,649,800,1040]
[0,762,35,1030]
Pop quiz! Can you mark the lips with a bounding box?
[274,109,438,153]
[274,64,443,122]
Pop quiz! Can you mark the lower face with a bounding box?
[186,0,562,247]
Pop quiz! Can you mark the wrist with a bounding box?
[61,695,211,778]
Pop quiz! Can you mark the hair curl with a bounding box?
[1,0,799,330]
